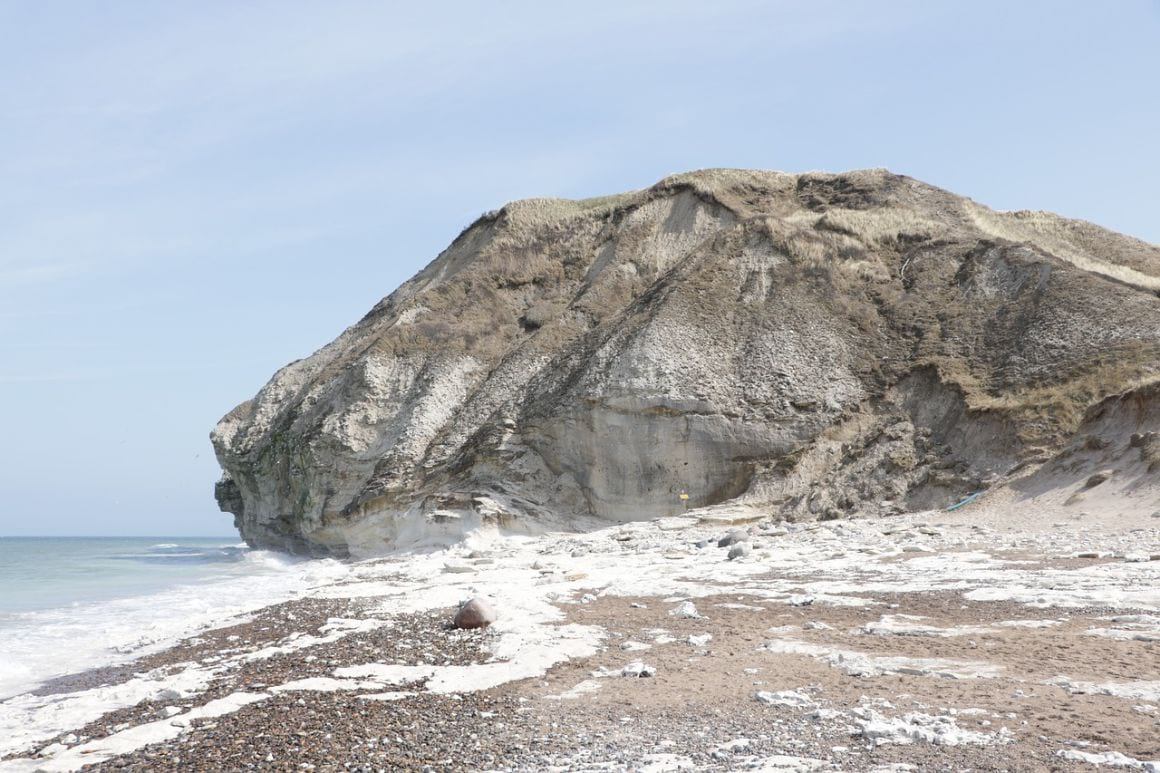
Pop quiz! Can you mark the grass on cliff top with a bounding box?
[965,202,1160,291]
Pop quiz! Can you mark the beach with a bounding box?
[2,491,1158,771]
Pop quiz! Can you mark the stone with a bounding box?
[669,601,702,619]
[1084,469,1115,489]
[621,661,656,677]
[718,529,750,548]
[453,598,497,630]
[756,690,814,707]
[727,543,751,560]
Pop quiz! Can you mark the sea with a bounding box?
[0,537,348,700]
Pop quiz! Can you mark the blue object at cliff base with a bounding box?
[946,492,983,512]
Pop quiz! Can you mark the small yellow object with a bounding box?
[678,492,689,501]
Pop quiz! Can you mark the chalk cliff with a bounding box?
[212,169,1160,555]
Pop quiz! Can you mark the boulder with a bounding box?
[453,597,497,630]
[718,529,750,548]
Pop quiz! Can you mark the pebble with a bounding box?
[727,543,751,560]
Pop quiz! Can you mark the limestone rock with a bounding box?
[718,529,749,548]
[621,661,656,677]
[211,169,1160,555]
[669,601,702,619]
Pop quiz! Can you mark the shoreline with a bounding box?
[1,498,1158,771]
[0,542,350,705]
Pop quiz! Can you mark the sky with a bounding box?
[1,1,1157,536]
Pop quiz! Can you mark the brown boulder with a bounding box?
[454,597,497,629]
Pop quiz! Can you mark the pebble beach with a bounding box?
[2,492,1158,771]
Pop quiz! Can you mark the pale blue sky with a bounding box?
[1,1,1157,536]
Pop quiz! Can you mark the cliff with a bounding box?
[211,169,1160,556]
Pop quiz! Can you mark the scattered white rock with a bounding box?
[619,640,652,652]
[545,680,603,700]
[38,742,67,757]
[357,691,414,702]
[1056,749,1160,770]
[755,690,814,708]
[621,661,656,678]
[1051,678,1160,703]
[669,601,702,619]
[855,709,1014,746]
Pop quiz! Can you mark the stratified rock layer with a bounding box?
[211,169,1160,555]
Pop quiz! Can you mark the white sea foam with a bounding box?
[0,554,349,757]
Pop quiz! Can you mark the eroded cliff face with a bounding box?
[211,169,1160,556]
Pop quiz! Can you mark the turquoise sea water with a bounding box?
[0,536,348,700]
[0,536,250,615]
